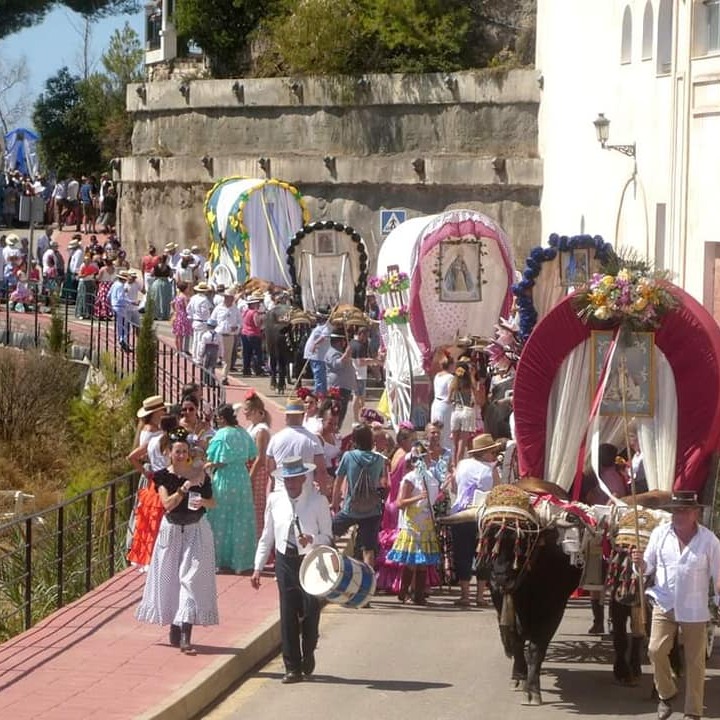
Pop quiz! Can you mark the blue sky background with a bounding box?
[1,6,144,131]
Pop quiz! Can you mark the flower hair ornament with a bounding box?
[168,427,189,443]
[244,388,257,400]
[398,420,415,431]
[296,387,315,401]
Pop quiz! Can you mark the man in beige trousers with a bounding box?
[633,491,720,720]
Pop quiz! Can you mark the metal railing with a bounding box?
[0,290,226,409]
[0,472,139,643]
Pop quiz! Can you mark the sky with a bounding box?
[1,6,145,131]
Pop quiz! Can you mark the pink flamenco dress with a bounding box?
[375,457,406,593]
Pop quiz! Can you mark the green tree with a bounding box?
[46,298,72,355]
[361,0,472,73]
[33,67,102,176]
[256,0,368,76]
[130,296,158,417]
[0,1,140,40]
[79,23,144,161]
[174,0,277,77]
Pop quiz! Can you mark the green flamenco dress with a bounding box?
[206,425,257,572]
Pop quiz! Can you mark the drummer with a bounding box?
[450,434,502,608]
[251,457,333,684]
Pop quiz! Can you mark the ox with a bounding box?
[480,488,583,705]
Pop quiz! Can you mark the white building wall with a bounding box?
[537,0,720,313]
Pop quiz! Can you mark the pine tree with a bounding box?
[130,297,157,415]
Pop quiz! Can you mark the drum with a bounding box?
[299,545,376,608]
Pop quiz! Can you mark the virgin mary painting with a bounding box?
[440,244,480,302]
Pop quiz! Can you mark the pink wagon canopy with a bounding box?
[513,287,720,495]
[407,210,515,366]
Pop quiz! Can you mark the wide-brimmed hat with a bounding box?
[223,287,236,297]
[284,397,306,414]
[191,245,201,253]
[246,290,264,304]
[271,456,316,479]
[663,490,705,510]
[467,433,503,456]
[67,239,81,249]
[5,233,19,246]
[193,281,212,292]
[118,270,131,280]
[180,248,193,258]
[164,242,178,253]
[136,395,166,418]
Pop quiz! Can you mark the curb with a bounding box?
[137,612,282,720]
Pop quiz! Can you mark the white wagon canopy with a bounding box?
[204,177,309,288]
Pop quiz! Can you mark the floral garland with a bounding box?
[368,270,410,295]
[513,234,616,340]
[575,269,677,329]
[486,317,523,375]
[381,305,410,325]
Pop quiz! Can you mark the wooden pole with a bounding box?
[619,348,646,634]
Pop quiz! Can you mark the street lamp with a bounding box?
[593,113,636,157]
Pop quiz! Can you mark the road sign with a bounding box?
[380,208,406,236]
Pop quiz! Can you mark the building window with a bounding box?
[707,0,720,52]
[621,6,633,64]
[657,0,673,73]
[642,1,654,59]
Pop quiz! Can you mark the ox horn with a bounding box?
[437,508,479,525]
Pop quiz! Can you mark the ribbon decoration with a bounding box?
[571,326,621,501]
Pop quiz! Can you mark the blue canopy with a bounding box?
[4,127,40,177]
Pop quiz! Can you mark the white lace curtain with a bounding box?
[545,339,677,494]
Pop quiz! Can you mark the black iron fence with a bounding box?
[0,472,139,642]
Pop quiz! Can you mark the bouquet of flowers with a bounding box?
[575,269,677,330]
[368,271,410,294]
[381,305,410,325]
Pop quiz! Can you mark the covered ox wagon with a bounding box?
[375,209,515,429]
[204,177,309,289]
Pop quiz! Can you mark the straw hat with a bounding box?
[67,239,81,250]
[193,281,212,292]
[136,395,166,418]
[246,290,264,304]
[164,242,178,253]
[180,248,193,258]
[467,433,503,455]
[284,397,306,414]
[271,456,316,479]
[5,233,19,246]
[663,490,705,510]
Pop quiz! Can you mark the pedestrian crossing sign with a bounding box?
[380,209,406,236]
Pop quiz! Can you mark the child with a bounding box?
[198,317,221,376]
[386,444,441,605]
[10,271,34,311]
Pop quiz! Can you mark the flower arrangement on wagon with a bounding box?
[575,267,677,330]
[368,271,410,294]
[381,305,410,325]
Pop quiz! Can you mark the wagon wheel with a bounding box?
[385,326,414,429]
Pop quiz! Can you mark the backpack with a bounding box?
[348,452,379,515]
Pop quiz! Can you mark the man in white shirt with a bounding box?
[251,456,332,684]
[124,271,142,328]
[36,226,53,264]
[303,309,331,394]
[65,175,80,231]
[52,180,66,229]
[187,281,214,363]
[109,272,130,351]
[210,288,241,384]
[266,397,328,497]
[634,491,720,720]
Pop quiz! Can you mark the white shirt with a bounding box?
[66,179,79,202]
[3,245,20,264]
[187,293,213,326]
[124,280,141,305]
[210,302,241,334]
[253,487,332,569]
[69,248,84,275]
[304,323,331,360]
[451,457,495,513]
[42,248,56,276]
[198,328,222,360]
[643,522,720,622]
[146,434,170,472]
[52,181,66,200]
[267,425,323,493]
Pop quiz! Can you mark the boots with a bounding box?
[180,622,196,655]
[398,566,413,603]
[169,624,181,647]
[588,599,605,635]
[412,567,428,606]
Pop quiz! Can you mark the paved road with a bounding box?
[200,593,720,720]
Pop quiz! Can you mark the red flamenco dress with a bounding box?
[127,473,165,568]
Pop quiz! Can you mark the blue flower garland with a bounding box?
[512,234,615,340]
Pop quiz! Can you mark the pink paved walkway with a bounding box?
[0,569,279,720]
